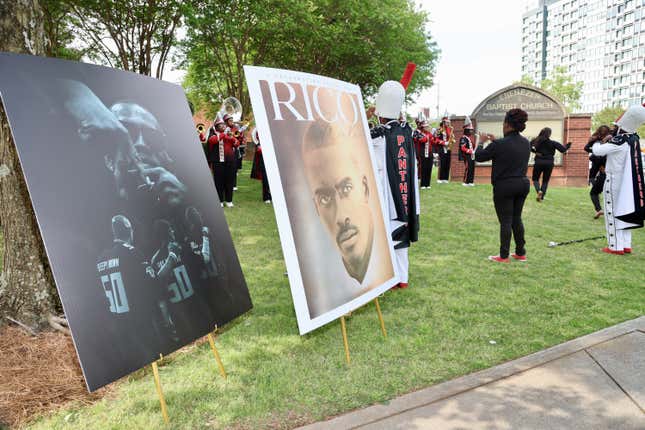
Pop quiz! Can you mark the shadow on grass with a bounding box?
[362,352,644,430]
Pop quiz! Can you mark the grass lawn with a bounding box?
[22,165,645,429]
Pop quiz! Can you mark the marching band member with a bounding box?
[250,129,271,203]
[198,125,208,159]
[460,118,476,186]
[223,113,245,191]
[414,114,434,189]
[371,80,420,289]
[436,116,453,183]
[208,116,239,207]
[592,104,645,255]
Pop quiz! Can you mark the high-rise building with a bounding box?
[521,0,645,113]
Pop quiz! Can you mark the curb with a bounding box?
[297,316,645,430]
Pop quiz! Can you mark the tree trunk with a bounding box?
[0,0,61,329]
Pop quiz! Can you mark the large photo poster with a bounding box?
[0,53,252,391]
[245,66,398,334]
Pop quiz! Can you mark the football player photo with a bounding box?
[0,53,252,391]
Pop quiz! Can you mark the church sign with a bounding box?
[473,85,565,121]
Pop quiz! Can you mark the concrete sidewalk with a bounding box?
[298,316,645,430]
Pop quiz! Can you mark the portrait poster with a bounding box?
[245,66,398,335]
[0,53,252,391]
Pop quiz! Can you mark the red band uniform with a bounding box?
[207,117,238,206]
[413,120,434,188]
[460,122,476,185]
[436,117,453,182]
[250,129,271,203]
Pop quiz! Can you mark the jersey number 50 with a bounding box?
[101,272,129,314]
[168,265,194,303]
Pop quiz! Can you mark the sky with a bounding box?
[408,0,534,118]
[164,0,534,118]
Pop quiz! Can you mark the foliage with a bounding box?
[26,167,644,429]
[539,66,582,112]
[516,74,535,86]
[181,0,439,118]
[51,0,190,78]
[40,0,84,61]
[593,106,645,137]
[592,106,623,130]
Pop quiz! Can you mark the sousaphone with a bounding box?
[219,97,243,123]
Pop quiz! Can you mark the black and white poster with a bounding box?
[0,53,252,391]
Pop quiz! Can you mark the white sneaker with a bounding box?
[462,183,469,186]
[264,200,272,204]
[226,202,234,207]
[469,183,475,187]
[233,187,238,191]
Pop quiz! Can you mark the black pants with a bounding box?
[590,171,606,212]
[420,155,433,187]
[261,163,271,201]
[439,150,451,180]
[493,177,529,258]
[213,160,236,203]
[463,157,475,184]
[532,158,554,196]
[589,159,602,184]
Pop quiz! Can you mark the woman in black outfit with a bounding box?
[583,125,611,218]
[530,127,571,202]
[475,108,531,263]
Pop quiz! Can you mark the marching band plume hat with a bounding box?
[615,104,645,134]
[375,81,405,120]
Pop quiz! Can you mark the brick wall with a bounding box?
[448,114,592,186]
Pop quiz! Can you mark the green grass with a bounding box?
[22,166,645,430]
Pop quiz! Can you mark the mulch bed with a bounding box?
[0,326,107,428]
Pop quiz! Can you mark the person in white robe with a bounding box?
[592,104,645,254]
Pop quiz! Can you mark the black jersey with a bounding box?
[184,228,218,281]
[96,241,156,315]
[151,243,196,304]
[372,120,419,247]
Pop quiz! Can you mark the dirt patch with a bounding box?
[0,326,107,428]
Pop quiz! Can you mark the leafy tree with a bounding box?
[539,66,582,113]
[181,0,439,118]
[592,106,623,130]
[60,0,190,78]
[516,74,535,86]
[593,106,645,136]
[40,0,83,60]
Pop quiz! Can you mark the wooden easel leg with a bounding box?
[374,298,387,338]
[207,332,227,379]
[340,316,350,365]
[151,361,169,424]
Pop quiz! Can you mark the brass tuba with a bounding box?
[219,96,243,123]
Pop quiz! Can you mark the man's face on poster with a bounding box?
[303,124,374,284]
[110,102,186,207]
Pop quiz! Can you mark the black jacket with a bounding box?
[475,131,530,185]
[531,138,569,160]
[584,140,606,167]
